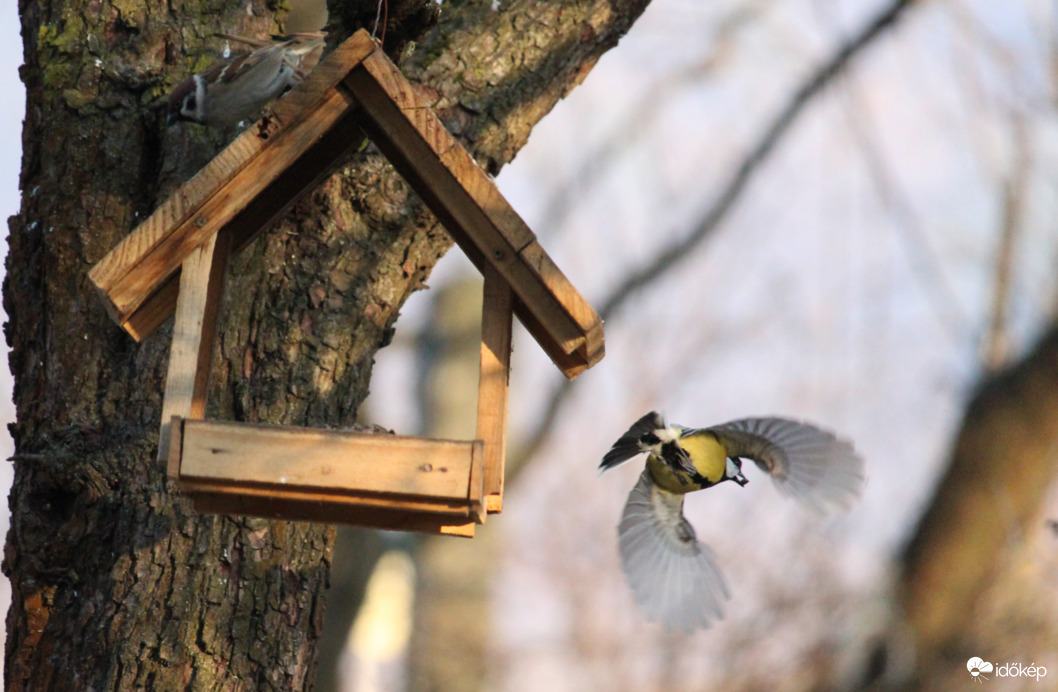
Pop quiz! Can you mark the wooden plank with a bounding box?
[264,31,377,128]
[177,479,471,515]
[467,437,486,524]
[357,50,536,252]
[124,272,178,341]
[121,108,368,341]
[166,416,185,482]
[158,231,232,462]
[93,88,355,332]
[89,32,378,336]
[183,487,475,537]
[179,419,479,502]
[90,128,256,326]
[517,241,605,368]
[511,296,589,379]
[353,49,604,366]
[342,61,602,377]
[344,71,528,268]
[477,266,512,513]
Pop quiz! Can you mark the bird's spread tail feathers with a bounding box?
[600,411,666,471]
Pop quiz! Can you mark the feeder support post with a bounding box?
[477,265,513,513]
[158,230,233,465]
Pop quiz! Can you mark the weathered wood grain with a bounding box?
[93,88,356,331]
[184,486,476,537]
[343,56,603,376]
[179,419,477,500]
[169,417,484,535]
[478,266,512,513]
[89,33,378,337]
[158,230,232,463]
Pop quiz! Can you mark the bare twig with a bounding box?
[597,0,912,323]
[837,81,970,343]
[537,0,772,237]
[942,4,1037,369]
[983,114,1029,370]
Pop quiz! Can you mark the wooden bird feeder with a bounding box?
[88,30,604,537]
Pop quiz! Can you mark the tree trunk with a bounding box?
[898,323,1058,680]
[6,0,652,688]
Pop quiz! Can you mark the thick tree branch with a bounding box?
[900,322,1058,660]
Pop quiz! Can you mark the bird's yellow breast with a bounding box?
[646,432,729,494]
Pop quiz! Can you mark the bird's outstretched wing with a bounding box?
[600,411,665,471]
[617,470,728,630]
[213,32,328,50]
[703,418,864,514]
[207,33,326,86]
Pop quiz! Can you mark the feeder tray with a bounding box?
[88,30,604,536]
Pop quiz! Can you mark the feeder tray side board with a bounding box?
[175,418,482,500]
[185,489,476,537]
[168,417,483,536]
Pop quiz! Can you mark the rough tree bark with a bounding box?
[6,0,652,688]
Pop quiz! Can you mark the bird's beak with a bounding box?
[728,456,749,486]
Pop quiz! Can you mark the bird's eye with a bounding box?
[641,432,660,445]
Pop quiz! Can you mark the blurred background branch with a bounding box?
[512,0,916,476]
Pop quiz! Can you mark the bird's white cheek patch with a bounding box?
[657,427,681,444]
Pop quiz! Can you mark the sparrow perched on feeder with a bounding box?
[167,32,327,128]
[600,411,864,630]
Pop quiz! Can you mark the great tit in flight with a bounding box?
[601,411,864,631]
